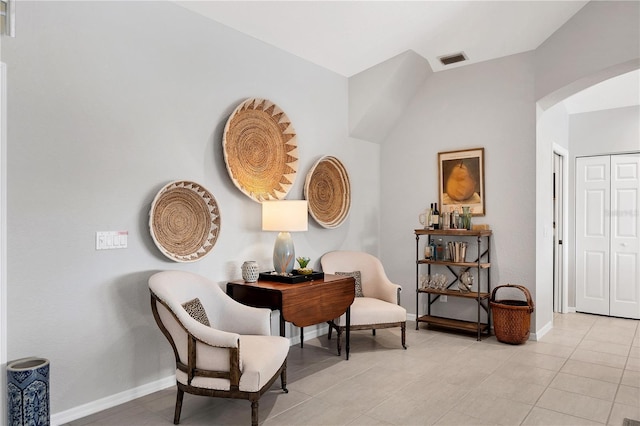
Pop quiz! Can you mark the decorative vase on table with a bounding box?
[241,261,259,283]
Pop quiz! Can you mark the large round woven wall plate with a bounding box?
[304,156,351,229]
[149,180,221,262]
[223,98,298,202]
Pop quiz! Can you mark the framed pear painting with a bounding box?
[438,148,485,216]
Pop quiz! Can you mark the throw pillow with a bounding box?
[336,271,364,297]
[182,298,210,326]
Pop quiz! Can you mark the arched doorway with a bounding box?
[535,65,640,336]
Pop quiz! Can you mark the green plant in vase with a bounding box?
[296,257,312,275]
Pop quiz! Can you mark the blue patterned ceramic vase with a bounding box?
[7,357,50,426]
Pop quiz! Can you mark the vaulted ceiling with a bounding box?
[175,1,638,116]
[176,1,588,76]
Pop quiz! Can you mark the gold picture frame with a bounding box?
[438,148,485,216]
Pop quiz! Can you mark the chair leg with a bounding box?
[251,400,259,426]
[327,321,333,340]
[372,329,376,336]
[173,388,184,425]
[401,322,407,349]
[336,327,343,356]
[281,361,289,393]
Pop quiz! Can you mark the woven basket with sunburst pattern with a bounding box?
[222,98,298,202]
[149,180,221,262]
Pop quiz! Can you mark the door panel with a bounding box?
[610,154,639,319]
[584,251,607,299]
[576,156,610,316]
[586,189,607,236]
[612,253,637,300]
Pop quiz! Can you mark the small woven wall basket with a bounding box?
[222,98,298,202]
[490,284,534,345]
[149,180,221,262]
[304,155,351,229]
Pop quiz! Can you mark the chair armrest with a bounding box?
[186,319,240,348]
[370,279,402,305]
[383,282,402,305]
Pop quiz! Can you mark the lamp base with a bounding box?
[273,231,295,274]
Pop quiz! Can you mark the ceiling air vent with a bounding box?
[439,52,467,66]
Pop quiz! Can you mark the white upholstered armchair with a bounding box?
[321,251,407,355]
[149,270,289,425]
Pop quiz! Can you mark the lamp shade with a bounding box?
[262,200,308,232]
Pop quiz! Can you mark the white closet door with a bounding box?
[576,156,610,316]
[610,154,640,319]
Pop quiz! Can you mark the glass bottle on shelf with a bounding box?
[424,243,432,260]
[436,238,444,261]
[442,207,450,230]
[462,206,472,230]
[433,203,440,229]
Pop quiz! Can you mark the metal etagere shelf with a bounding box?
[414,228,492,340]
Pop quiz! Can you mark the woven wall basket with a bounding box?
[149,180,221,262]
[304,156,351,229]
[223,98,298,202]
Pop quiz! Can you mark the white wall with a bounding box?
[570,106,640,156]
[537,103,570,153]
[380,0,640,338]
[380,52,537,326]
[535,102,570,330]
[0,59,6,425]
[2,1,380,416]
[3,0,638,419]
[536,106,640,318]
[535,1,640,109]
[566,106,640,310]
[535,108,639,332]
[534,0,639,336]
[349,51,432,144]
[535,105,639,321]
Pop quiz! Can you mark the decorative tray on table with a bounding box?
[258,271,325,284]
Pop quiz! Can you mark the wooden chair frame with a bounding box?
[150,291,288,425]
[327,288,406,355]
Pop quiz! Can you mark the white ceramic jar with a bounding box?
[241,261,259,283]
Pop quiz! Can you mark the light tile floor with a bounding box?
[65,313,639,425]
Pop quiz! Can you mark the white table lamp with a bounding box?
[262,200,308,274]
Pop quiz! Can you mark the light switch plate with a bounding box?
[96,231,128,250]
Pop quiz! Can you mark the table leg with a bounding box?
[345,306,350,360]
[279,312,285,337]
[300,327,304,347]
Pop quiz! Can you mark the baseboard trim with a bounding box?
[52,327,330,424]
[531,319,553,341]
[51,375,175,425]
[289,323,330,346]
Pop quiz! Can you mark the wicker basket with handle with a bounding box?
[490,284,534,344]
